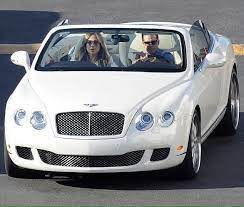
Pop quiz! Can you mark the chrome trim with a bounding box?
[191,113,201,173]
[176,152,187,156]
[230,74,240,129]
[88,112,91,136]
[201,107,226,143]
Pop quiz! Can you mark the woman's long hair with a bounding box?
[75,33,110,66]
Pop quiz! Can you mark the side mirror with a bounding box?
[10,51,30,72]
[206,52,226,68]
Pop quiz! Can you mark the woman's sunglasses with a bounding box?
[143,40,158,45]
[87,40,100,46]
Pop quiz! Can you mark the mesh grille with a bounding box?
[16,146,33,160]
[56,112,125,136]
[150,148,170,161]
[38,149,144,167]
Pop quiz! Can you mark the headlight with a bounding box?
[159,111,174,127]
[135,112,154,131]
[14,109,27,126]
[30,111,46,130]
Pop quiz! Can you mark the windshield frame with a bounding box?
[35,28,187,73]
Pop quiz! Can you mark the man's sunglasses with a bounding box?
[143,40,158,45]
[87,40,100,46]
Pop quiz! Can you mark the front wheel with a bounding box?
[214,70,240,136]
[177,110,202,179]
[4,138,25,178]
[4,138,45,178]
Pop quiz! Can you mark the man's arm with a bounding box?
[163,52,175,64]
[156,50,175,64]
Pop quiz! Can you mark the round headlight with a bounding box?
[14,109,27,126]
[30,111,46,130]
[135,112,154,131]
[159,111,174,127]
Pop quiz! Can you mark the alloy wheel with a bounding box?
[230,74,240,130]
[190,114,201,173]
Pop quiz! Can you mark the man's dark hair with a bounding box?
[142,33,159,41]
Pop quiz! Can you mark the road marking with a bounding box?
[232,44,244,56]
[0,43,244,55]
[0,44,41,54]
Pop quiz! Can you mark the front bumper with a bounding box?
[9,145,185,173]
[5,115,191,173]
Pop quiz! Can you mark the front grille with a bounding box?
[38,149,144,167]
[150,148,170,161]
[56,112,125,136]
[16,146,33,160]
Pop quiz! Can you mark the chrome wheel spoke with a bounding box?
[230,76,240,129]
[190,116,201,173]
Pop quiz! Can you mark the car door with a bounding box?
[190,20,222,135]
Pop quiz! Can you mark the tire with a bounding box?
[4,138,24,178]
[214,70,240,136]
[4,137,45,178]
[177,110,201,179]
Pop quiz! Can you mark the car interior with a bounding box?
[40,31,183,68]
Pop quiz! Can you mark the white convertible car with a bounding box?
[5,20,239,179]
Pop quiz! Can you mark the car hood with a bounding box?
[29,71,187,113]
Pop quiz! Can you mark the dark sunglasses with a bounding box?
[87,40,100,46]
[143,40,158,45]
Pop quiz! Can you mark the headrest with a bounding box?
[104,34,119,54]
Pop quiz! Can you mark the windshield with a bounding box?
[36,28,186,72]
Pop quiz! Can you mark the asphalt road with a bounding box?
[0,0,244,205]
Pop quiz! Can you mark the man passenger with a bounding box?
[134,33,175,64]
